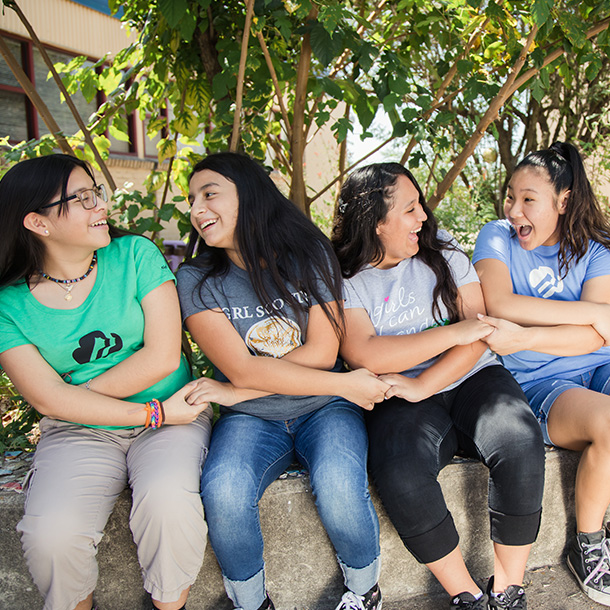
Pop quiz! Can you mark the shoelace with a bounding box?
[492,586,525,609]
[334,590,366,610]
[583,537,610,586]
[451,594,487,609]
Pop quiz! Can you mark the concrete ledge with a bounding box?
[0,448,590,610]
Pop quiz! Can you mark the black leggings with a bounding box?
[366,365,545,564]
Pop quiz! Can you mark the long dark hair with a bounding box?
[515,141,610,275]
[182,152,345,337]
[0,154,123,287]
[332,162,462,324]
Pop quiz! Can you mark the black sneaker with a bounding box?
[567,530,610,606]
[449,591,489,609]
[256,596,275,610]
[334,583,382,610]
[486,577,527,609]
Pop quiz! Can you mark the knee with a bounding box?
[201,466,258,521]
[133,474,204,528]
[371,455,435,500]
[311,467,370,518]
[19,512,96,566]
[588,411,610,450]
[481,408,544,465]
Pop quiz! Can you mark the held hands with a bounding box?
[341,368,390,410]
[454,317,494,345]
[379,373,432,402]
[476,313,525,355]
[162,381,210,425]
[184,377,240,407]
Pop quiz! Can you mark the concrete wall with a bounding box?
[0,448,595,610]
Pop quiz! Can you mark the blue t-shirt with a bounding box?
[472,219,610,389]
[344,230,497,393]
[0,235,193,425]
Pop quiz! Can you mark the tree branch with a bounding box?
[507,17,610,97]
[427,25,539,210]
[399,16,490,165]
[309,134,394,205]
[230,0,255,152]
[257,31,292,141]
[7,0,116,190]
[289,6,318,214]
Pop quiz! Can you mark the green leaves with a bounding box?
[309,21,344,67]
[158,0,189,28]
[4,0,610,227]
[532,0,554,26]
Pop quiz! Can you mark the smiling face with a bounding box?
[189,169,241,264]
[375,174,428,268]
[41,166,110,252]
[504,166,569,250]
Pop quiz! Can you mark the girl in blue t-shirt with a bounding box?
[176,152,388,610]
[331,162,545,610]
[0,154,212,610]
[473,142,610,606]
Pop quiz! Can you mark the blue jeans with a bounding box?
[366,365,545,564]
[524,361,610,445]
[201,398,380,610]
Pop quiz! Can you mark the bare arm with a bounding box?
[185,307,388,408]
[280,303,341,370]
[0,344,207,426]
[475,257,610,348]
[340,283,493,375]
[478,314,605,356]
[381,282,491,401]
[81,281,183,397]
[475,258,610,328]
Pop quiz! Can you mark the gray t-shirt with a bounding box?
[177,260,338,419]
[343,230,497,393]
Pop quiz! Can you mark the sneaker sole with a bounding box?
[567,555,610,606]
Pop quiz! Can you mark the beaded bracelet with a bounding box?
[144,399,165,429]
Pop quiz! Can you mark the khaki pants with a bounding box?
[17,409,213,610]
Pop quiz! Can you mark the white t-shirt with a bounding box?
[344,230,497,393]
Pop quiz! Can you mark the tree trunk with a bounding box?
[289,6,318,216]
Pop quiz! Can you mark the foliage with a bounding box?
[3,0,606,221]
[0,369,39,452]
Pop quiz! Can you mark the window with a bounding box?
[0,34,135,155]
[33,47,98,139]
[0,37,30,141]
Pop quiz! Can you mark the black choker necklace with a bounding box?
[39,251,97,302]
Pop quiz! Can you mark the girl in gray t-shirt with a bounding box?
[332,162,545,610]
[177,152,388,610]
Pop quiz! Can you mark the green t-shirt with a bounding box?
[0,235,192,427]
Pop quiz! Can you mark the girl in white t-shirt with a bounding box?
[473,142,610,606]
[332,162,545,610]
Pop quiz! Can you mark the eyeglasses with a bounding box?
[40,183,108,211]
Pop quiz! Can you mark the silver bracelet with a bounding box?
[85,379,92,391]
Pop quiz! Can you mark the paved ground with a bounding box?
[381,563,604,610]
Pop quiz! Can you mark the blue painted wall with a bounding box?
[69,0,122,18]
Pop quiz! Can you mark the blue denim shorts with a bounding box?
[524,362,610,445]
